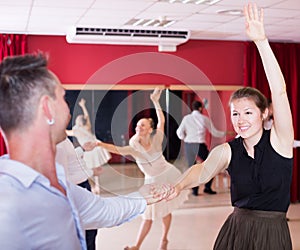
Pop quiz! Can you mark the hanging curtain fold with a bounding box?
[0,34,27,156]
[244,41,300,202]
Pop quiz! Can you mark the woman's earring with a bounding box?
[47,118,55,125]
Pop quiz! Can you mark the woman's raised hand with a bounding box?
[78,98,86,108]
[244,3,266,42]
[150,87,163,103]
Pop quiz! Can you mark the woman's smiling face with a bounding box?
[230,97,265,139]
[135,118,153,137]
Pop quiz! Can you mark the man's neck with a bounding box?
[7,130,66,195]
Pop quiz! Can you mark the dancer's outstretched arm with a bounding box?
[167,143,231,200]
[97,141,132,155]
[244,3,293,156]
[83,140,143,159]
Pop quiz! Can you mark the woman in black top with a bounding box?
[167,3,294,250]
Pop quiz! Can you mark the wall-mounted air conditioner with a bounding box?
[66,27,190,52]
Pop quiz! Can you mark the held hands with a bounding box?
[82,141,98,151]
[138,183,174,205]
[244,3,266,42]
[165,185,181,201]
[150,87,163,103]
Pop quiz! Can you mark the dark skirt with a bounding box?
[214,207,292,250]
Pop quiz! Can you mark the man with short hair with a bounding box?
[0,53,169,249]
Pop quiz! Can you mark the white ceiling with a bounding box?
[0,0,300,43]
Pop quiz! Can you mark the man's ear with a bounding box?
[41,95,54,121]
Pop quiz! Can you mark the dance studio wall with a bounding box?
[25,36,300,202]
[27,35,244,87]
[27,36,242,162]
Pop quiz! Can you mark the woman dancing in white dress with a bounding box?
[85,88,188,250]
[67,98,111,194]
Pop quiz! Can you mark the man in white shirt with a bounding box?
[176,100,226,196]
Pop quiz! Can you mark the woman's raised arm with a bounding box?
[78,98,92,131]
[244,3,293,156]
[150,88,164,132]
[83,140,142,159]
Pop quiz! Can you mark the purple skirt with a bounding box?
[214,207,292,250]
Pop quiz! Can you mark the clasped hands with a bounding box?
[138,183,179,205]
[82,141,98,151]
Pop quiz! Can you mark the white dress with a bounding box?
[73,125,111,169]
[129,132,189,220]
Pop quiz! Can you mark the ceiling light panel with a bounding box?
[125,18,176,27]
[217,9,243,16]
[212,0,277,8]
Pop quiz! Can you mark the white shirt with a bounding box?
[264,118,300,148]
[176,110,225,143]
[0,157,146,250]
[56,138,93,184]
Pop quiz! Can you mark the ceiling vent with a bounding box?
[66,27,190,52]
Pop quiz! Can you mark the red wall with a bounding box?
[27,35,245,86]
[23,35,300,201]
[27,35,240,150]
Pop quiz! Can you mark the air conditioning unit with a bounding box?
[66,27,190,52]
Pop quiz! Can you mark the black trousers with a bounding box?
[78,179,98,250]
[184,143,214,194]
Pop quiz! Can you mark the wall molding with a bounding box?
[62,84,242,91]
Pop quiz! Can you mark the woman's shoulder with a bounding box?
[228,135,243,147]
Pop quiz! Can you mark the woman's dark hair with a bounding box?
[230,87,268,114]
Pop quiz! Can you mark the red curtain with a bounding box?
[244,42,300,202]
[0,34,27,156]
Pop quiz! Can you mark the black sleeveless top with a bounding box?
[227,129,293,212]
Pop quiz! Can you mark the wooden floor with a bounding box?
[94,164,300,250]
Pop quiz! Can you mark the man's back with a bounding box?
[177,111,209,143]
